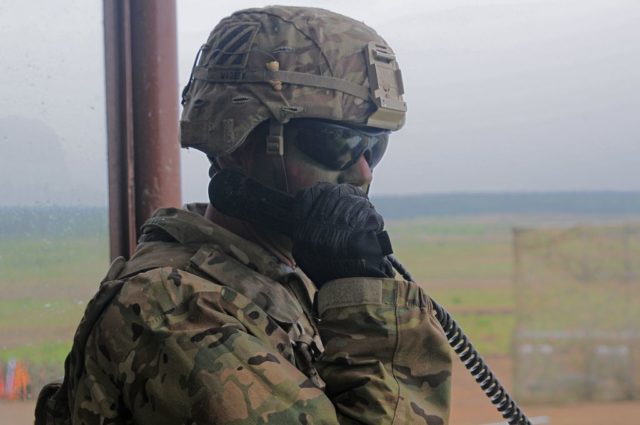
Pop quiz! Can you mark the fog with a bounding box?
[1,0,639,205]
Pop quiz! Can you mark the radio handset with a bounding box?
[209,169,532,425]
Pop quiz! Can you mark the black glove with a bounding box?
[292,183,395,287]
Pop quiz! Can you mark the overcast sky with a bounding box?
[1,0,639,205]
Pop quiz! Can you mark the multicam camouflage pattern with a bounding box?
[44,206,450,424]
[180,6,407,157]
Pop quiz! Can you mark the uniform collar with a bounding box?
[141,205,300,285]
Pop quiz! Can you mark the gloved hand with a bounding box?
[292,183,395,287]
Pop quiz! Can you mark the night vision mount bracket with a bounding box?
[364,41,407,131]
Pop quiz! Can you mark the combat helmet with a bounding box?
[180,6,406,158]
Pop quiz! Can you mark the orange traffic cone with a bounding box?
[12,360,30,400]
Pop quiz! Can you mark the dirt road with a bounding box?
[451,355,639,425]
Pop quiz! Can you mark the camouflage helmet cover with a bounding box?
[180,6,407,157]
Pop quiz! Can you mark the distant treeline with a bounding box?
[1,192,639,237]
[372,191,640,220]
[0,206,108,238]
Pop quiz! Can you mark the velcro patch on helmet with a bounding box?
[207,22,260,69]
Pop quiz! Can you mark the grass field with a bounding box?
[0,232,108,367]
[1,213,638,380]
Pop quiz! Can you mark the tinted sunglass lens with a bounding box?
[286,120,388,170]
[367,137,388,168]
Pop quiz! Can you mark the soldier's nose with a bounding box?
[339,154,373,189]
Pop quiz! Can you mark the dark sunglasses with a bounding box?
[284,119,389,171]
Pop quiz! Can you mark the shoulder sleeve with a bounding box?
[75,268,340,425]
[316,277,452,425]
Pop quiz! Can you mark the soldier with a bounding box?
[36,6,451,425]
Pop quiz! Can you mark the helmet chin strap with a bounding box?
[266,119,290,194]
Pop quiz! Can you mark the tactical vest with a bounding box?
[35,223,324,425]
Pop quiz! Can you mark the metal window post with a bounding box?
[103,0,181,260]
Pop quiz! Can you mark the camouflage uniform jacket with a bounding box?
[63,206,451,424]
